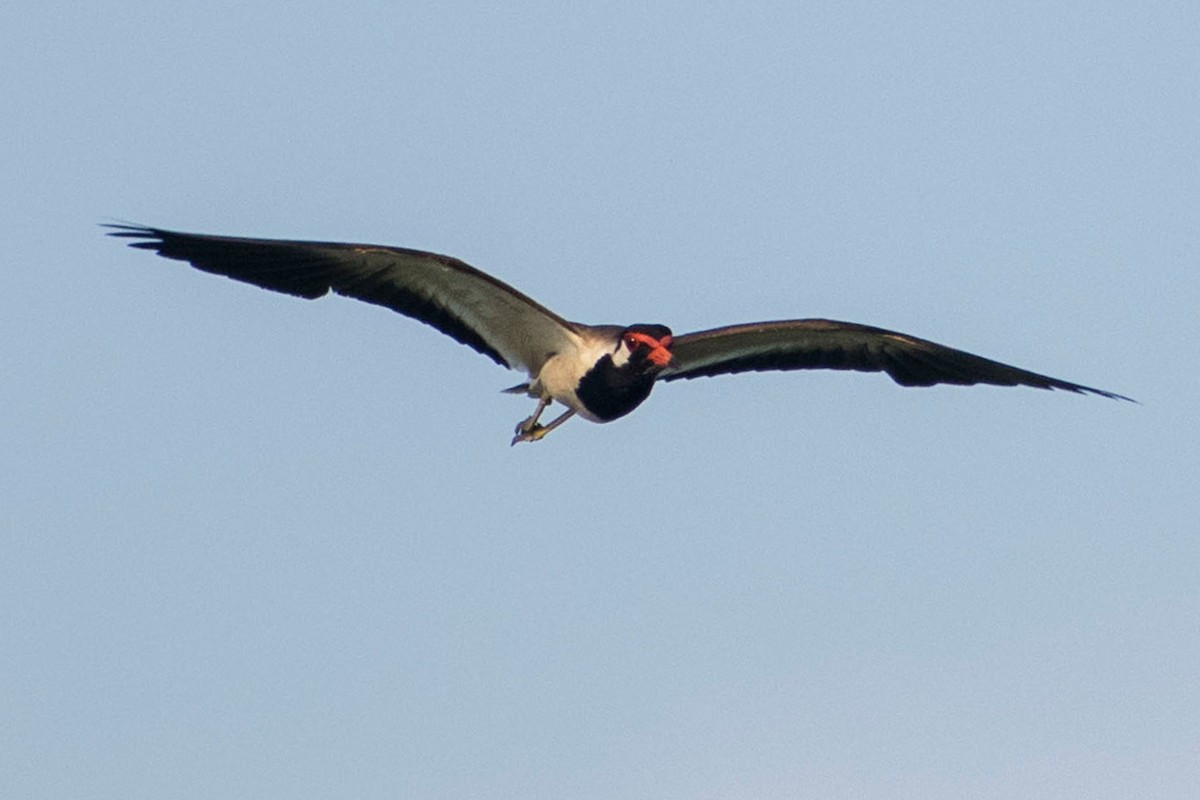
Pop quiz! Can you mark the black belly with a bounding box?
[574,355,658,422]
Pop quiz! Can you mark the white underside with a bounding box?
[526,333,624,423]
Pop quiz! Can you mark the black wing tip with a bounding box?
[101,222,167,247]
[101,221,154,234]
[1053,383,1137,403]
[876,369,1135,402]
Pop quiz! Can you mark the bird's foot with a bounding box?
[511,422,548,446]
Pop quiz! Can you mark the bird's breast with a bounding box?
[532,338,615,422]
[572,354,658,422]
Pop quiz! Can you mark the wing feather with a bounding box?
[105,224,581,373]
[660,319,1131,400]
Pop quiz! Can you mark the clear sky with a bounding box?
[3,2,1197,798]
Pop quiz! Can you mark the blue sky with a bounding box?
[3,2,1197,798]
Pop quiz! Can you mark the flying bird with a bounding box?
[106,224,1131,444]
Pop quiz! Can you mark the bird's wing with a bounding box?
[106,225,582,373]
[659,319,1131,399]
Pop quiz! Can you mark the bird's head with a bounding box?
[615,324,676,372]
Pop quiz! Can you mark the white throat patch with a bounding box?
[610,339,636,368]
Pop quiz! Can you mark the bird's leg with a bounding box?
[512,408,576,446]
[512,395,551,440]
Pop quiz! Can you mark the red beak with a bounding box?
[647,344,675,368]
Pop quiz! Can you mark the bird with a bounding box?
[105,224,1131,444]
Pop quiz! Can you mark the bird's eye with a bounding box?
[624,336,640,350]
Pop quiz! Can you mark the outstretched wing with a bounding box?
[106,224,582,374]
[659,319,1131,400]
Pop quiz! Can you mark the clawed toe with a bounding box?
[511,423,546,446]
[509,396,573,446]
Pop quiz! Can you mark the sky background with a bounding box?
[3,2,1198,798]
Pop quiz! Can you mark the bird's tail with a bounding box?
[501,381,533,395]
